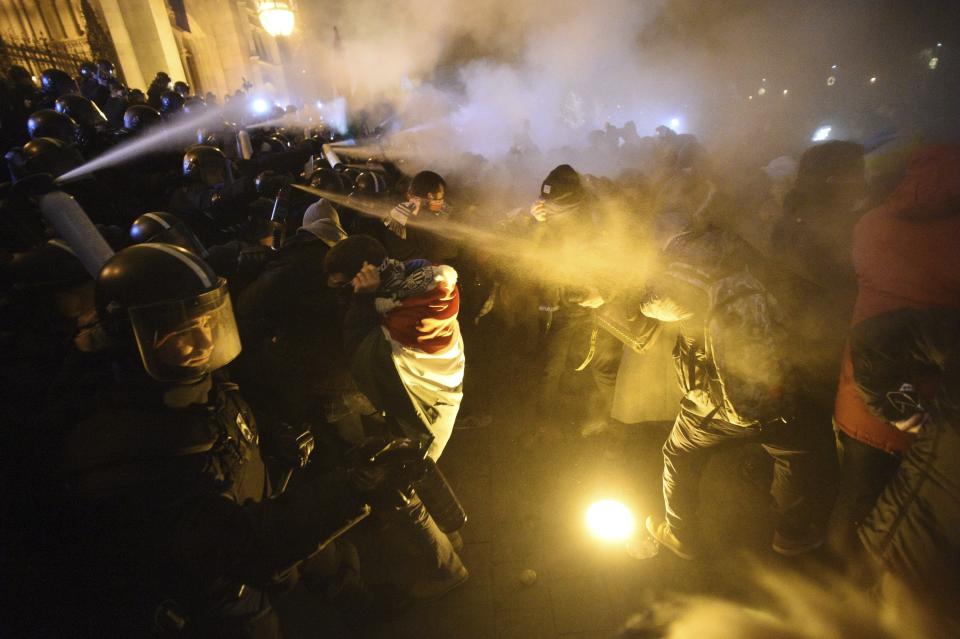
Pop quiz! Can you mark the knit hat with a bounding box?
[540,164,584,204]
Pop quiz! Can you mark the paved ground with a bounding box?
[280,317,832,638]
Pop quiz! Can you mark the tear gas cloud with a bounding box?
[295,0,949,178]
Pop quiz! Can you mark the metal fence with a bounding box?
[0,35,92,79]
[0,0,121,82]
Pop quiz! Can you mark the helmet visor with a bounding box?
[128,280,241,381]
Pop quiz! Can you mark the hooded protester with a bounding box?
[326,234,469,600]
[828,145,960,556]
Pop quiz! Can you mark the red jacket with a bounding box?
[834,145,960,452]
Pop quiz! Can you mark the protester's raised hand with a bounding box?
[352,261,381,294]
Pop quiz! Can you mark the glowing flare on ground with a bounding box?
[585,500,636,542]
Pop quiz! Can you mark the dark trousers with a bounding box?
[826,429,900,557]
[381,490,463,578]
[540,311,622,424]
[662,393,836,544]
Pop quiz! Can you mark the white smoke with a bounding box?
[289,0,952,188]
[299,0,691,167]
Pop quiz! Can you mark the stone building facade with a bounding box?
[0,0,289,100]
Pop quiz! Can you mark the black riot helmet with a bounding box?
[128,88,146,105]
[150,71,171,93]
[254,170,292,198]
[308,167,346,193]
[159,90,185,117]
[182,145,227,187]
[182,96,206,116]
[122,104,162,133]
[96,244,241,382]
[78,61,97,81]
[17,137,84,179]
[129,211,209,257]
[95,59,116,84]
[40,69,78,97]
[173,81,190,97]
[351,171,387,197]
[54,94,108,128]
[26,109,78,144]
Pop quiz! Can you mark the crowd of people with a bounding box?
[1,58,958,637]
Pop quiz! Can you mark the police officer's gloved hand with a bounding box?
[262,423,315,469]
[344,437,425,495]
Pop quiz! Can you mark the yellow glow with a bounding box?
[258,2,295,37]
[586,500,635,542]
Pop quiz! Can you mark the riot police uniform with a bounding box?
[60,244,370,637]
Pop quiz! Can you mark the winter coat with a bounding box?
[851,308,960,597]
[639,225,827,425]
[233,230,350,423]
[834,145,960,453]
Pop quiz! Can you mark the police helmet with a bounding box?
[95,59,116,83]
[129,212,208,258]
[159,90,185,116]
[152,71,171,89]
[173,81,190,97]
[78,61,97,81]
[308,167,346,193]
[26,109,78,144]
[254,170,292,198]
[40,69,78,97]
[18,137,84,179]
[182,145,227,186]
[182,96,206,116]
[96,244,241,381]
[123,104,162,133]
[351,171,387,197]
[54,94,108,128]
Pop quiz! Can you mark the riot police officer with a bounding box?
[170,145,256,246]
[60,244,377,637]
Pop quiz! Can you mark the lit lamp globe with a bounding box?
[258,1,295,37]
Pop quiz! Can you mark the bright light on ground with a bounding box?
[812,125,832,142]
[586,500,636,542]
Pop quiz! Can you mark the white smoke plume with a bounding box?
[290,0,942,179]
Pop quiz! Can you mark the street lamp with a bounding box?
[258,1,295,37]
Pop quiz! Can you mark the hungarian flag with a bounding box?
[380,265,465,459]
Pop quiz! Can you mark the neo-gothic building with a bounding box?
[0,0,290,99]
